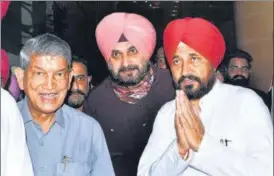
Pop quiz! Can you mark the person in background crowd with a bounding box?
[1,88,34,176]
[8,72,22,101]
[14,33,114,176]
[215,61,226,83]
[65,55,92,111]
[155,46,168,69]
[138,17,273,176]
[225,49,269,109]
[1,48,10,87]
[84,12,175,176]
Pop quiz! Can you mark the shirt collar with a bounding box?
[20,97,65,128]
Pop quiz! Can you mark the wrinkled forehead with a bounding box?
[29,54,68,70]
[112,41,136,53]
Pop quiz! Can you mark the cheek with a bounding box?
[170,67,181,82]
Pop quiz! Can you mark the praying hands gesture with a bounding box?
[175,90,205,158]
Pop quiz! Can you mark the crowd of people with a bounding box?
[1,2,273,176]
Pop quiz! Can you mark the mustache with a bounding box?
[69,89,85,96]
[232,75,246,80]
[178,75,202,85]
[119,65,139,73]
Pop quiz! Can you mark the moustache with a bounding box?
[232,75,246,80]
[178,75,202,85]
[119,65,139,73]
[69,89,86,96]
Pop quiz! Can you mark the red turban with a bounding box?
[1,48,10,86]
[95,12,156,61]
[1,1,10,20]
[163,17,226,68]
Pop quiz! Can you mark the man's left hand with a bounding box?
[177,90,205,152]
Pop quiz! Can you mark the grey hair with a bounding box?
[19,33,72,69]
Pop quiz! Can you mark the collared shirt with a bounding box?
[138,80,273,176]
[1,88,34,176]
[18,98,115,176]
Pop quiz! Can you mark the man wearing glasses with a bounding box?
[65,56,92,112]
[225,49,270,110]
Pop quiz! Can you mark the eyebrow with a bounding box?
[128,46,136,50]
[189,53,199,57]
[172,53,199,59]
[73,74,86,77]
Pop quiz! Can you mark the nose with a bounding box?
[71,79,79,90]
[233,69,245,76]
[182,61,192,76]
[44,75,56,90]
[121,57,131,67]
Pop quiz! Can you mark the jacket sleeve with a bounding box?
[189,91,273,176]
[138,102,190,176]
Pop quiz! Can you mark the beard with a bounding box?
[66,89,87,109]
[226,75,249,87]
[108,62,150,87]
[176,73,216,100]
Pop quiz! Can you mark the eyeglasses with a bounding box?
[228,65,249,72]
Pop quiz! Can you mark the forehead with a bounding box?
[29,54,68,70]
[113,42,135,52]
[175,42,198,55]
[229,57,248,66]
[72,62,87,75]
[157,48,164,55]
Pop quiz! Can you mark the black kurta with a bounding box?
[83,66,175,176]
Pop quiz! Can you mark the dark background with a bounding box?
[1,1,236,86]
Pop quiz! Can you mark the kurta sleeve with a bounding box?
[189,91,273,176]
[138,102,190,176]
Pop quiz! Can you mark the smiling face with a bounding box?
[16,54,72,114]
[107,41,149,87]
[169,42,216,100]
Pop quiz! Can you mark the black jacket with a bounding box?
[83,66,175,176]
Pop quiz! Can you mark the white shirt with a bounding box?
[1,88,34,176]
[138,81,273,176]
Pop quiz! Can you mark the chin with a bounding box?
[38,103,62,114]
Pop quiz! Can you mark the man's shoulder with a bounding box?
[86,77,112,100]
[157,99,175,117]
[220,83,265,105]
[62,105,99,124]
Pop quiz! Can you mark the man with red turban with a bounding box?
[84,12,175,175]
[138,17,273,176]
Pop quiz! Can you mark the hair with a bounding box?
[225,49,253,69]
[19,33,72,69]
[72,55,88,68]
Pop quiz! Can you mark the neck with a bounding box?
[27,100,56,134]
[78,105,84,112]
[190,99,200,107]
